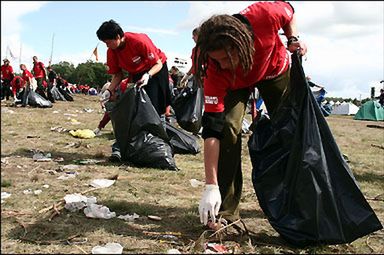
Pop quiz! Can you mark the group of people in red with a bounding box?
[1,56,97,105]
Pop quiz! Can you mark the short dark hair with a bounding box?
[96,19,124,41]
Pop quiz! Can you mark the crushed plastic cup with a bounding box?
[84,203,116,219]
[33,152,52,162]
[117,213,140,222]
[189,179,205,188]
[1,192,11,203]
[64,193,97,212]
[90,179,115,188]
[91,242,123,254]
[167,248,181,254]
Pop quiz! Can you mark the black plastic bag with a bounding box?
[172,77,203,134]
[109,86,177,170]
[26,89,52,108]
[165,122,200,155]
[51,85,67,101]
[58,86,74,101]
[248,53,382,247]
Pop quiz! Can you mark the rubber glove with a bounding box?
[179,73,189,87]
[136,72,150,87]
[198,184,221,225]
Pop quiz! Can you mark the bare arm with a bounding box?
[283,14,307,56]
[148,59,163,77]
[204,137,220,185]
[108,71,123,95]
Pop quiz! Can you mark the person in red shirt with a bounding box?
[1,58,14,101]
[20,63,35,106]
[180,27,200,87]
[32,56,48,100]
[10,76,25,101]
[96,20,171,125]
[194,1,307,229]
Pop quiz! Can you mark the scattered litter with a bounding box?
[205,243,229,253]
[34,189,42,195]
[84,203,116,219]
[91,242,123,254]
[161,234,178,241]
[1,158,8,164]
[1,192,11,203]
[27,135,40,138]
[64,193,97,212]
[90,179,115,189]
[33,152,52,162]
[117,213,140,222]
[69,129,95,139]
[42,184,50,189]
[57,171,78,180]
[52,110,60,113]
[68,118,81,125]
[64,113,78,117]
[83,108,94,113]
[62,165,79,170]
[23,189,33,195]
[189,179,205,188]
[53,157,64,162]
[148,215,162,221]
[167,249,181,254]
[50,126,68,133]
[75,159,106,165]
[64,142,79,148]
[16,165,22,169]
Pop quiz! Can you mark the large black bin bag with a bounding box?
[248,53,382,247]
[172,78,204,134]
[165,122,200,155]
[109,86,177,170]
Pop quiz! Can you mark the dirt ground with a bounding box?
[1,94,383,254]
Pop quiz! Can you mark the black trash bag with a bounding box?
[26,89,52,108]
[172,77,203,134]
[51,85,67,101]
[165,122,200,155]
[248,53,382,247]
[109,86,177,170]
[58,86,74,101]
[125,130,177,169]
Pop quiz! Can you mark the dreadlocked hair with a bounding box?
[194,14,255,82]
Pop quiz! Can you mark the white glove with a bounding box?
[100,89,111,103]
[136,72,150,87]
[198,184,221,225]
[180,74,188,87]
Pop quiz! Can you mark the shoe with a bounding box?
[109,151,121,162]
[93,128,102,136]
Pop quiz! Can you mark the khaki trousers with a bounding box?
[218,69,291,222]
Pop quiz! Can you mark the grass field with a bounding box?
[1,94,383,254]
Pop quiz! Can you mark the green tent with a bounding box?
[354,100,384,121]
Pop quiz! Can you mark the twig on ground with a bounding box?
[371,144,384,150]
[366,236,375,253]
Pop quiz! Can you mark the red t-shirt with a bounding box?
[107,32,167,75]
[204,1,293,113]
[119,78,129,94]
[22,69,33,81]
[11,76,25,95]
[32,61,46,78]
[1,64,14,80]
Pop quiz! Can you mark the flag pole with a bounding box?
[19,43,22,72]
[49,33,55,66]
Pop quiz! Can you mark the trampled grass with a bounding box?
[1,95,383,254]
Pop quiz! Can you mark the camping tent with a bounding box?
[354,100,384,121]
[331,102,359,115]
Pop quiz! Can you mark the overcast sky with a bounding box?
[1,1,383,99]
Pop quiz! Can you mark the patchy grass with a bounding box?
[1,95,383,254]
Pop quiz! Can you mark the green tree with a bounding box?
[51,61,75,83]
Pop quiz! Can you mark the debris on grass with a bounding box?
[117,213,140,222]
[32,152,52,162]
[90,179,115,189]
[189,178,205,188]
[148,215,162,221]
[91,242,123,254]
[1,191,11,203]
[64,193,97,212]
[84,203,116,219]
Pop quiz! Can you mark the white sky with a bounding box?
[1,1,383,99]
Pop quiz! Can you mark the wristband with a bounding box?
[287,36,299,47]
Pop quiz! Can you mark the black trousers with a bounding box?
[1,79,12,100]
